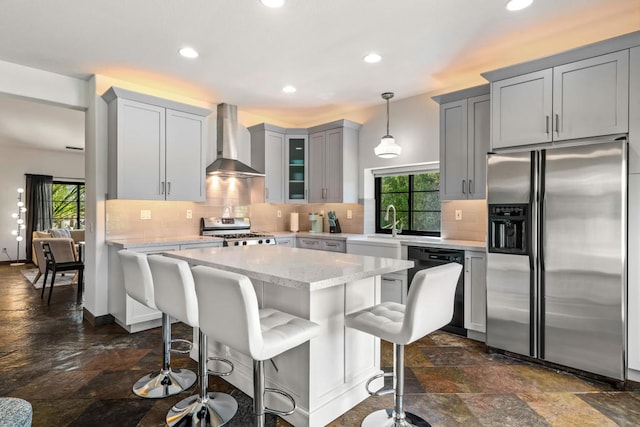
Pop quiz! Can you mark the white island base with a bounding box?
[192,276,383,427]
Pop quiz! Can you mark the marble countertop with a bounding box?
[164,245,414,291]
[106,235,223,249]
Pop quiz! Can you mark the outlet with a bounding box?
[455,209,463,221]
[277,210,282,218]
[140,209,152,220]
[347,210,352,219]
[186,210,192,219]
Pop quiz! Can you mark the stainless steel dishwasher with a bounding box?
[407,246,466,336]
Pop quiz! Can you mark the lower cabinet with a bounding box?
[381,272,408,304]
[464,250,487,335]
[274,236,295,247]
[108,240,223,332]
[297,236,346,253]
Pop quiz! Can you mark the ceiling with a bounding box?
[0,0,638,152]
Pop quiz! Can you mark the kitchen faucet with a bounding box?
[384,204,400,237]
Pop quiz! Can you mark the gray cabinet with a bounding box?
[249,124,286,203]
[308,120,360,203]
[274,235,295,247]
[464,250,486,334]
[490,50,629,149]
[285,134,308,203]
[103,87,209,201]
[434,86,490,200]
[297,236,346,253]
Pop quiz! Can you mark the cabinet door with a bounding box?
[439,99,468,200]
[553,50,629,141]
[323,128,344,203]
[491,69,552,149]
[116,99,166,199]
[464,250,487,333]
[265,131,285,203]
[286,135,308,203]
[308,132,325,203]
[165,109,206,201]
[467,94,490,200]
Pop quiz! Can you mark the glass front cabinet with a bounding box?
[285,134,308,203]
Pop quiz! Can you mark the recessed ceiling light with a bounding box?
[282,85,296,93]
[506,0,533,11]
[179,47,199,59]
[364,53,382,64]
[261,0,285,8]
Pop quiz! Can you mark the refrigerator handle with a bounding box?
[538,150,546,358]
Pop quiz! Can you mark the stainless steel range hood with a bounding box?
[206,103,264,177]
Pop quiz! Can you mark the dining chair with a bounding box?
[40,239,84,304]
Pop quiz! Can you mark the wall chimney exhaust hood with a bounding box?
[206,103,264,177]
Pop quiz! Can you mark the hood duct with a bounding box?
[206,103,264,177]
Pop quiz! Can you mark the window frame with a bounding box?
[374,169,441,237]
[52,180,85,230]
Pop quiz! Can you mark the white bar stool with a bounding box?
[345,263,462,427]
[192,265,320,427]
[118,250,197,398]
[148,255,238,427]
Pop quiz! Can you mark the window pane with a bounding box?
[413,191,440,211]
[381,176,408,192]
[412,212,441,232]
[414,172,440,191]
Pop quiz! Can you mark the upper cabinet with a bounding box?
[485,50,629,149]
[250,119,360,204]
[103,87,210,201]
[433,85,490,200]
[308,120,360,203]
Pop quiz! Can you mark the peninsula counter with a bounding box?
[165,245,413,427]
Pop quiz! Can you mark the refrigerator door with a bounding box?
[542,140,626,380]
[487,151,536,356]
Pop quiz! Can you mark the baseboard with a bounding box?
[83,308,114,327]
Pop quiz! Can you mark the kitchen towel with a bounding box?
[290,212,299,232]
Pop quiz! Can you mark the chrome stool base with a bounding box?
[132,368,197,399]
[362,409,430,427]
[166,392,238,427]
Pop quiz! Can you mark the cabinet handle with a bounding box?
[161,182,165,195]
[555,114,560,135]
[545,115,550,135]
[167,181,171,195]
[322,188,327,199]
[466,257,470,273]
[469,179,473,195]
[326,243,338,247]
[462,180,466,194]
[265,188,269,199]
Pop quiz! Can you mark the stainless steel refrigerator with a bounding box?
[486,137,627,380]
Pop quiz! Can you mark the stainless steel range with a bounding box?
[200,217,275,246]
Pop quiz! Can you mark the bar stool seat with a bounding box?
[118,250,197,399]
[345,263,462,427]
[192,265,320,427]
[148,255,238,427]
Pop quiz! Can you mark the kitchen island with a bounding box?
[165,245,413,427]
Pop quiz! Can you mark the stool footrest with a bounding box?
[264,387,296,416]
[366,371,395,396]
[169,338,192,354]
[206,356,234,377]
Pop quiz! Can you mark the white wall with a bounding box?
[0,146,84,261]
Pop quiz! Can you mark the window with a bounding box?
[375,171,440,236]
[52,181,85,229]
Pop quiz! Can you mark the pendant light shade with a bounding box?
[375,92,401,158]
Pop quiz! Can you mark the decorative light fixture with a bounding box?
[10,188,26,266]
[506,0,533,11]
[282,85,297,93]
[260,0,285,8]
[375,92,402,159]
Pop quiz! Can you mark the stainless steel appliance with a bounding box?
[200,217,275,246]
[486,137,627,380]
[407,246,465,336]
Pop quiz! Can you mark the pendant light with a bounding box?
[375,92,401,158]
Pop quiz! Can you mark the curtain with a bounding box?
[25,174,53,261]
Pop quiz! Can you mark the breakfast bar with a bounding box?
[165,245,413,427]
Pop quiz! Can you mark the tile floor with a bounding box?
[1,263,640,426]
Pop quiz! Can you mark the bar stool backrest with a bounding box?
[148,255,199,328]
[192,266,263,359]
[401,262,462,344]
[118,250,157,310]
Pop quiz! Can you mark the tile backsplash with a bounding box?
[440,199,487,242]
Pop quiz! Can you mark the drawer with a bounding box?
[298,238,322,250]
[321,239,345,253]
